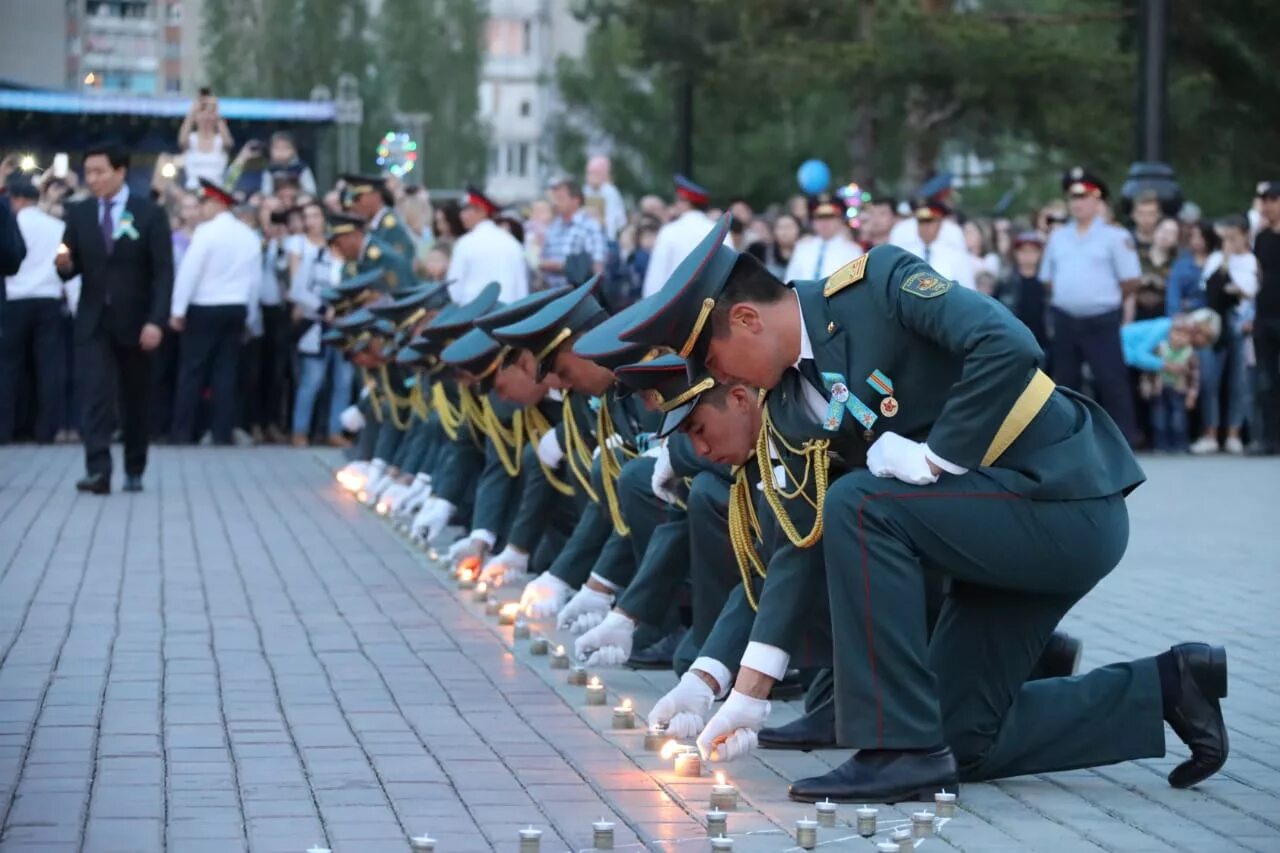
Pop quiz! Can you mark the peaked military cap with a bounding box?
[475,286,572,335]
[1062,166,1108,200]
[811,193,843,219]
[332,306,376,332]
[440,328,506,392]
[325,210,366,242]
[618,212,737,369]
[368,282,450,328]
[491,275,610,378]
[340,173,388,197]
[915,171,954,202]
[198,177,236,207]
[675,174,710,207]
[614,354,715,438]
[424,282,503,340]
[912,198,951,221]
[462,184,500,217]
[572,294,663,374]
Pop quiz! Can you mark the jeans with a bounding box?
[1198,322,1247,431]
[1150,387,1189,451]
[292,347,354,437]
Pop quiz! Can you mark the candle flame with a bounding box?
[476,581,487,593]
[500,602,520,615]
[715,770,726,786]
[588,676,602,688]
[356,490,368,502]
[555,644,565,655]
[659,739,682,759]
[621,698,632,711]
[375,501,388,514]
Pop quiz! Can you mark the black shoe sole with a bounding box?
[788,785,948,805]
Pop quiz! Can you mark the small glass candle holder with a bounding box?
[611,698,635,729]
[305,847,331,853]
[911,811,935,838]
[485,598,502,616]
[513,617,531,640]
[795,817,818,850]
[708,771,738,810]
[705,809,727,837]
[549,644,570,669]
[856,805,877,836]
[591,818,615,850]
[456,570,476,590]
[409,834,436,852]
[709,835,733,851]
[816,798,837,828]
[427,547,440,561]
[473,582,489,603]
[529,635,549,655]
[876,843,900,853]
[934,790,956,818]
[518,825,542,853]
[673,747,701,778]
[498,603,520,626]
[585,675,607,706]
[643,723,668,751]
[891,827,913,853]
[567,665,588,686]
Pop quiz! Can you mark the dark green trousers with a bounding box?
[593,456,667,589]
[824,468,1164,781]
[353,396,380,462]
[508,443,578,558]
[548,457,611,588]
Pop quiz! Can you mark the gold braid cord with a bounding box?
[378,365,413,429]
[596,395,639,537]
[561,396,600,503]
[756,402,829,549]
[361,368,383,423]
[728,466,768,611]
[431,381,463,440]
[525,406,576,496]
[457,386,487,446]
[408,381,431,419]
[482,396,525,478]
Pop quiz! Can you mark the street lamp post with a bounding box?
[335,73,364,174]
[1121,0,1182,217]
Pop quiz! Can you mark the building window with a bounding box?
[522,20,532,56]
[506,143,528,177]
[166,1,181,22]
[519,100,531,118]
[486,19,528,57]
[165,76,182,92]
[487,146,500,175]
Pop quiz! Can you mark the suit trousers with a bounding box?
[172,304,247,444]
[78,326,152,478]
[1050,308,1137,443]
[823,468,1165,781]
[0,297,66,442]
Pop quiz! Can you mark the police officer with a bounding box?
[620,214,1228,803]
[447,186,529,304]
[643,175,725,298]
[1040,167,1142,443]
[341,173,416,263]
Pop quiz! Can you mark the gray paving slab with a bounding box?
[0,446,1276,852]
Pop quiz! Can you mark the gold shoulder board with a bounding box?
[823,254,868,297]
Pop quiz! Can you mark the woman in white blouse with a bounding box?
[178,92,233,191]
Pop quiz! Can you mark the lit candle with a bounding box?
[817,798,838,828]
[456,567,476,590]
[529,635,549,655]
[876,843,900,853]
[306,847,331,853]
[705,809,727,837]
[709,835,733,851]
[375,500,389,515]
[855,805,877,836]
[585,675,606,706]
[611,698,635,729]
[485,598,502,616]
[643,722,668,751]
[409,834,436,852]
[549,644,569,669]
[518,825,542,853]
[356,490,368,503]
[795,817,818,850]
[567,665,588,686]
[591,818,615,850]
[911,810,936,838]
[513,617,531,640]
[934,790,956,818]
[427,547,440,561]
[673,746,701,778]
[457,554,482,581]
[473,581,489,602]
[498,603,520,626]
[708,771,738,810]
[891,827,913,853]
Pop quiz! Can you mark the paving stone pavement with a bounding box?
[0,446,1276,853]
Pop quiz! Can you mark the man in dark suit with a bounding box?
[56,144,173,494]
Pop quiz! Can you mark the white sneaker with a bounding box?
[198,432,213,447]
[1189,436,1219,455]
[232,428,255,447]
[1224,436,1244,455]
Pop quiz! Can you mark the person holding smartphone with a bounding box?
[178,88,233,191]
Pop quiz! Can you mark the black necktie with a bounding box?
[797,358,825,397]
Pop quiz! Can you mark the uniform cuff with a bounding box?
[924,444,968,476]
[691,656,733,700]
[468,529,497,549]
[740,642,790,681]
[588,572,621,593]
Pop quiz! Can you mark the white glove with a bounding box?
[397,474,432,517]
[575,611,636,667]
[696,689,772,762]
[339,404,365,433]
[569,610,607,634]
[650,442,680,504]
[537,428,564,467]
[519,573,573,619]
[650,671,716,739]
[411,497,455,544]
[379,482,409,512]
[447,536,488,566]
[361,459,388,502]
[866,432,938,486]
[557,585,614,632]
[479,546,530,588]
[336,460,369,491]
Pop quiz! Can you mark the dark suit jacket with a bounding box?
[61,192,173,345]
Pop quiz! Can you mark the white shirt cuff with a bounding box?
[588,572,621,593]
[924,444,968,476]
[468,529,497,549]
[691,656,733,700]
[740,642,790,681]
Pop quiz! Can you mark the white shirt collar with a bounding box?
[105,184,129,209]
[792,290,814,366]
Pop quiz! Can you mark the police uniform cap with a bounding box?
[1062,167,1108,200]
[811,194,843,219]
[618,212,737,372]
[674,174,710,207]
[462,184,500,217]
[614,353,715,437]
[490,275,610,378]
[912,198,950,222]
[198,177,236,207]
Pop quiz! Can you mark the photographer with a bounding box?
[177,89,233,191]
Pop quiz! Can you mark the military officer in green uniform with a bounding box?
[326,210,415,293]
[341,173,417,263]
[620,214,1229,802]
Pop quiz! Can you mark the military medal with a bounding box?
[819,371,877,433]
[830,382,850,403]
[866,370,898,418]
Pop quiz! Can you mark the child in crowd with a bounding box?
[1145,320,1200,452]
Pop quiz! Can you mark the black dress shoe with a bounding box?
[1029,630,1083,681]
[759,701,836,751]
[1165,643,1229,788]
[75,474,110,495]
[123,475,143,493]
[789,747,959,804]
[626,627,687,669]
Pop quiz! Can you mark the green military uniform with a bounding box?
[621,215,1162,788]
[341,173,417,265]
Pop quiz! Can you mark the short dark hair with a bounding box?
[270,130,296,148]
[1134,190,1160,208]
[550,177,584,202]
[868,197,897,210]
[710,252,789,337]
[84,144,129,172]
